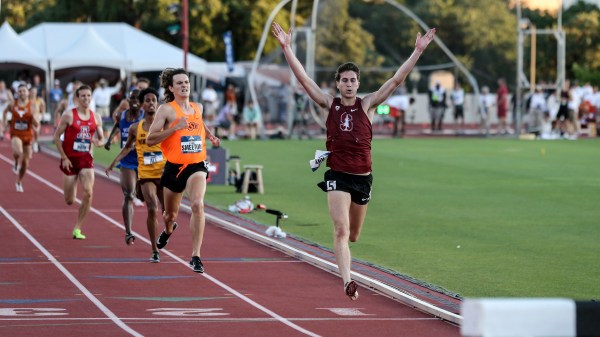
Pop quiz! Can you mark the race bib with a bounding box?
[180,135,202,154]
[73,139,91,152]
[14,121,29,130]
[143,151,164,165]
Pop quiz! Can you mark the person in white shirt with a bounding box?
[450,82,465,131]
[479,86,494,134]
[92,78,121,119]
[201,84,219,131]
[386,86,411,137]
[528,86,547,133]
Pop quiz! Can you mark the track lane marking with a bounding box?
[0,207,144,337]
[1,153,323,337]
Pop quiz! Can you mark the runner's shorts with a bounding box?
[59,154,94,176]
[161,161,209,193]
[317,169,373,205]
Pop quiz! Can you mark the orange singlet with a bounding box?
[9,101,35,145]
[160,101,206,165]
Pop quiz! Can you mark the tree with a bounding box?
[1,0,52,29]
[563,2,600,82]
[313,0,385,91]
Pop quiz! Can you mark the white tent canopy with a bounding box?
[20,22,208,75]
[50,26,128,71]
[0,21,47,70]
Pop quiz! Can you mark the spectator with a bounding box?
[527,86,547,134]
[201,84,219,132]
[242,100,260,140]
[49,79,63,119]
[450,82,465,132]
[32,74,44,98]
[386,86,411,137]
[479,86,494,135]
[428,81,446,132]
[289,89,312,140]
[92,78,121,119]
[215,102,236,140]
[0,80,15,140]
[496,78,509,134]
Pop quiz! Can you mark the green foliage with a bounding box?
[572,63,600,85]
[314,0,385,90]
[2,0,600,89]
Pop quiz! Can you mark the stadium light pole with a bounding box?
[182,0,188,71]
[516,1,525,136]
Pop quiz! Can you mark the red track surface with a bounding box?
[0,141,460,337]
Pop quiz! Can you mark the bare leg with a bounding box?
[327,191,353,284]
[348,202,368,243]
[18,145,32,182]
[75,168,95,231]
[119,168,137,235]
[11,137,23,174]
[162,187,183,234]
[141,181,161,253]
[185,172,208,257]
[63,174,78,205]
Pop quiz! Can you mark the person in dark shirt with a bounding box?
[272,22,435,300]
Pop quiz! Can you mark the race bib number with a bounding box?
[180,135,202,154]
[73,139,91,152]
[14,121,29,130]
[143,151,164,165]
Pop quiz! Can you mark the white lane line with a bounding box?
[0,153,322,337]
[0,207,144,337]
[0,317,438,322]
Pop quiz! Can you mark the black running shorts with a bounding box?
[317,169,373,205]
[160,161,209,193]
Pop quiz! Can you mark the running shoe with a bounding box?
[133,198,144,207]
[189,256,204,273]
[150,252,160,263]
[344,280,359,301]
[33,142,39,153]
[72,229,86,240]
[125,233,135,245]
[15,182,23,193]
[156,222,177,249]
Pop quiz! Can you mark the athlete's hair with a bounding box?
[160,68,189,103]
[137,77,150,85]
[75,84,92,97]
[335,62,360,82]
[138,87,159,103]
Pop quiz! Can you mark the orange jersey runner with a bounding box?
[160,101,207,165]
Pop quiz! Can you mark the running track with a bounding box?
[0,141,461,337]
